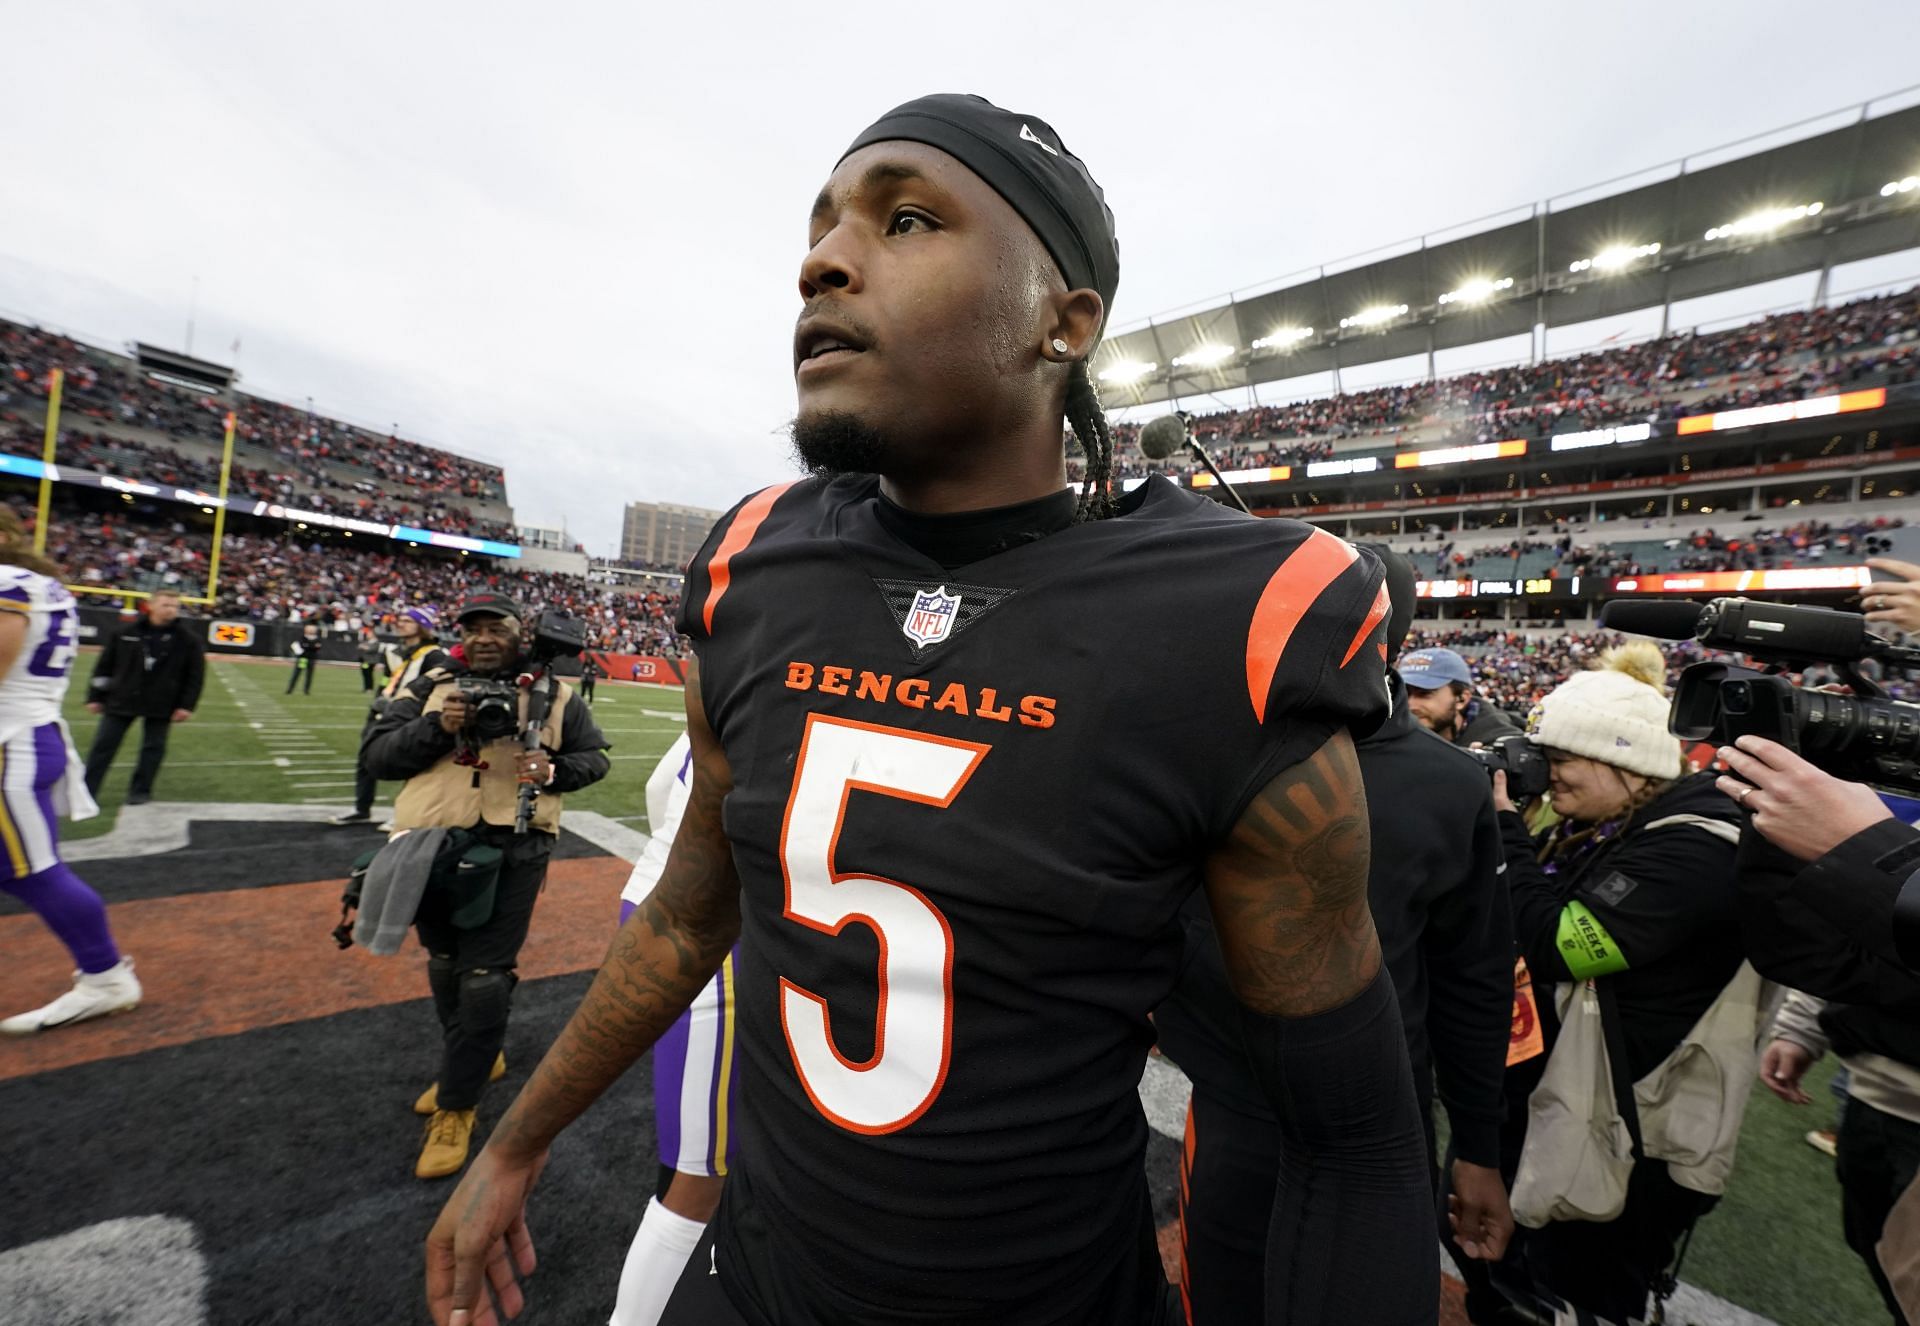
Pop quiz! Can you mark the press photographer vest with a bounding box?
[391,673,575,836]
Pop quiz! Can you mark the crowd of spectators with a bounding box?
[0,319,513,540]
[44,505,686,658]
[1402,515,1906,580]
[1079,286,1920,484]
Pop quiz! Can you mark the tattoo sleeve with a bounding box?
[489,660,741,1161]
[1204,728,1381,1018]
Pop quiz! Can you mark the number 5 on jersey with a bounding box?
[778,714,990,1135]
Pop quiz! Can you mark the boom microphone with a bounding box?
[1598,599,1707,640]
[1138,413,1190,461]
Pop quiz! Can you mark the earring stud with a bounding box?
[1050,338,1070,355]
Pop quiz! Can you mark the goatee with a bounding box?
[791,410,894,478]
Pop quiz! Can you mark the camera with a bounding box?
[457,678,521,743]
[1469,734,1553,802]
[527,609,587,664]
[1601,597,1920,796]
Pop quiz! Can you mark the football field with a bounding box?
[0,656,1883,1323]
[62,656,687,838]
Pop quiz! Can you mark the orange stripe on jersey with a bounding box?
[702,482,797,635]
[1340,579,1391,668]
[1243,528,1358,722]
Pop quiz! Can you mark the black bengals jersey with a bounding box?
[675,474,1391,1325]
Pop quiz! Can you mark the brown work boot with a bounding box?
[415,1108,478,1180]
[413,1052,506,1115]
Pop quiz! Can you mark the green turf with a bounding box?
[62,658,1886,1323]
[62,655,682,840]
[1685,1055,1884,1325]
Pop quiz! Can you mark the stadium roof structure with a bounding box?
[1093,91,1920,408]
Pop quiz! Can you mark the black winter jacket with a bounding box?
[360,655,611,811]
[1503,771,1744,1082]
[1739,820,1920,1069]
[87,619,206,719]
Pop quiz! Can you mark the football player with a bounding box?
[0,509,142,1035]
[429,94,1433,1326]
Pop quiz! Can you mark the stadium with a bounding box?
[3,48,1920,1326]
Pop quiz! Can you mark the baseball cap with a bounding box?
[1397,648,1473,692]
[455,592,521,624]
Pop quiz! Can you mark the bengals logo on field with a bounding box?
[210,621,255,648]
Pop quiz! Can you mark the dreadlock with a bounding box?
[1064,360,1117,523]
[0,504,63,580]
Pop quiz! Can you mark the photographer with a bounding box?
[332,606,447,828]
[1401,647,1521,748]
[1480,642,1748,1326]
[362,592,609,1181]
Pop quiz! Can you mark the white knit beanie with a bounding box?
[1526,642,1682,781]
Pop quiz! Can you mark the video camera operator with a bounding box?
[1720,738,1920,1324]
[362,592,609,1181]
[1476,642,1752,1326]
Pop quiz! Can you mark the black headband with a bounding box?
[840,93,1120,320]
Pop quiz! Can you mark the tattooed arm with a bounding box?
[1204,729,1437,1325]
[426,660,740,1326]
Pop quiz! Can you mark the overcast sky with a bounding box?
[3,2,1918,556]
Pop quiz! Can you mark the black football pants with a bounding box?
[83,711,172,798]
[286,657,313,694]
[412,830,551,1111]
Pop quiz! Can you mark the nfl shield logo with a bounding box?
[902,586,962,648]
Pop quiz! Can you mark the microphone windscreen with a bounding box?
[1138,414,1190,461]
[1598,598,1706,640]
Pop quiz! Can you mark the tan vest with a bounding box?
[392,673,575,836]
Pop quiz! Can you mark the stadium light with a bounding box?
[1171,344,1236,368]
[1703,202,1822,242]
[1884,176,1920,198]
[1252,327,1314,350]
[1437,277,1513,306]
[1568,242,1660,274]
[1097,360,1158,384]
[1339,304,1409,330]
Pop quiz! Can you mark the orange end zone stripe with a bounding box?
[1244,528,1358,721]
[703,481,797,634]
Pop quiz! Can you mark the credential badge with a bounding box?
[902,586,962,648]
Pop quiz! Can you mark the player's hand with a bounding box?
[1865,559,1920,634]
[516,751,553,786]
[1759,1038,1815,1105]
[1716,735,1892,861]
[171,708,192,723]
[1491,769,1518,815]
[85,702,103,715]
[438,696,472,736]
[1448,1159,1515,1261]
[426,1146,548,1326]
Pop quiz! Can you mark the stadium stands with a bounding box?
[1084,287,1920,484]
[28,496,684,657]
[0,318,516,542]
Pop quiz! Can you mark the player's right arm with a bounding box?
[426,659,741,1326]
[1203,730,1437,1325]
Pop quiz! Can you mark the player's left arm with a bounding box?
[1203,729,1437,1325]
